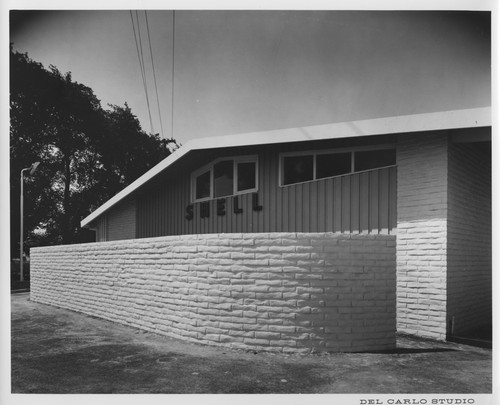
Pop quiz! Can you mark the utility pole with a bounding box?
[20,162,40,282]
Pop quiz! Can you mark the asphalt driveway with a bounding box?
[11,292,492,394]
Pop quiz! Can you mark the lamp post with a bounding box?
[20,161,40,282]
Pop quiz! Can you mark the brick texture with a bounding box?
[396,132,448,340]
[447,142,491,336]
[100,197,136,242]
[31,233,396,353]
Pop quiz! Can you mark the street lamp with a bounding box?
[20,161,40,282]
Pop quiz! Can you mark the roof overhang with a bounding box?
[81,106,491,228]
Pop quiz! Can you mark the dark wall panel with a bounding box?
[105,198,136,241]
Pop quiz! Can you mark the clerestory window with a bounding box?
[191,156,258,202]
[280,146,395,186]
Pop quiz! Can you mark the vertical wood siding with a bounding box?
[136,147,396,238]
[95,215,107,242]
[106,198,137,241]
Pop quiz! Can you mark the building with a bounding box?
[30,11,491,353]
[30,107,491,353]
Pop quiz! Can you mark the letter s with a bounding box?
[185,204,194,220]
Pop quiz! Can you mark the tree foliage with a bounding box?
[10,46,176,255]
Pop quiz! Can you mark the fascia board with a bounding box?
[81,142,193,227]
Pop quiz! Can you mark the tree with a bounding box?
[10,46,176,255]
[98,103,174,200]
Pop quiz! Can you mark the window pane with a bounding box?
[283,155,313,185]
[354,149,396,172]
[214,160,234,197]
[316,152,352,179]
[195,170,211,200]
[237,162,256,192]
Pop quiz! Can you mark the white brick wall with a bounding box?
[396,132,448,340]
[31,232,396,353]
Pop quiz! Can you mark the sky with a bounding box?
[8,6,492,145]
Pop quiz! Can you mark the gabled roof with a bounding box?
[81,107,491,228]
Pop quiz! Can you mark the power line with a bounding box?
[135,11,154,134]
[129,10,154,134]
[145,11,165,139]
[171,10,175,140]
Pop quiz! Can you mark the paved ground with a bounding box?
[11,293,492,394]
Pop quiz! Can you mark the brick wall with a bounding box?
[396,132,448,340]
[31,233,396,353]
[105,197,136,241]
[447,142,491,336]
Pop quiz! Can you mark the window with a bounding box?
[195,170,211,200]
[192,156,258,202]
[316,152,351,179]
[354,149,395,172]
[280,146,395,186]
[214,160,233,197]
[283,155,313,185]
[237,161,257,192]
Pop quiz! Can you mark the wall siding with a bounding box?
[95,215,107,242]
[447,142,491,337]
[136,146,396,238]
[31,233,396,353]
[105,198,137,242]
[396,132,448,340]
